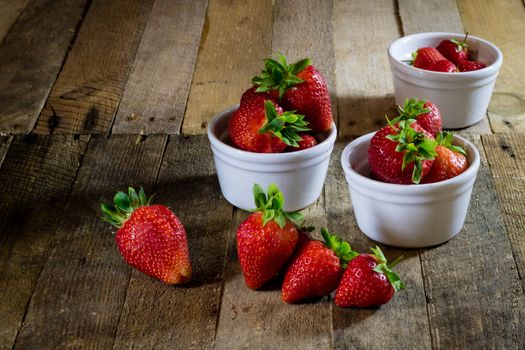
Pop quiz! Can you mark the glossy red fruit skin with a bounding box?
[116,205,191,285]
[421,145,468,183]
[436,39,469,66]
[426,59,457,73]
[282,65,333,133]
[458,61,487,72]
[415,101,442,137]
[334,254,394,308]
[236,211,298,289]
[367,124,434,184]
[282,240,343,303]
[412,47,447,69]
[285,133,318,152]
[229,88,286,153]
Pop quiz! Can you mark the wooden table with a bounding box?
[1,0,524,349]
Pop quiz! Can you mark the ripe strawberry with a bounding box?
[436,37,470,65]
[421,131,468,183]
[282,228,358,303]
[236,183,303,289]
[335,246,405,308]
[426,59,457,73]
[101,187,191,285]
[412,47,447,69]
[252,54,333,133]
[395,98,442,137]
[458,61,487,72]
[368,120,437,184]
[285,133,318,152]
[229,92,310,153]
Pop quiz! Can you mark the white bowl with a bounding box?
[388,32,503,129]
[341,132,480,248]
[208,105,337,211]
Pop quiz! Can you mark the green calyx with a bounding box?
[100,187,153,228]
[436,131,467,155]
[370,246,405,292]
[391,98,430,124]
[259,100,311,147]
[251,53,312,99]
[451,32,469,52]
[251,183,303,229]
[321,227,358,268]
[386,119,438,184]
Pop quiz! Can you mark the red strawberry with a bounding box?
[252,54,333,133]
[286,133,318,152]
[458,61,487,72]
[436,38,470,65]
[395,98,442,137]
[412,47,447,69]
[335,246,404,308]
[236,183,302,289]
[421,131,468,183]
[229,93,311,153]
[282,228,358,303]
[101,187,191,285]
[426,59,457,73]
[368,120,437,184]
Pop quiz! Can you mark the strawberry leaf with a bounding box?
[259,101,311,148]
[251,183,303,228]
[321,227,359,268]
[370,246,406,292]
[101,187,153,228]
[436,131,467,156]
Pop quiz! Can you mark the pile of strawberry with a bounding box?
[368,98,469,184]
[236,183,405,307]
[411,34,487,72]
[228,54,333,153]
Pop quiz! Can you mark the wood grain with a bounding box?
[483,134,525,291]
[13,135,167,349]
[0,0,89,135]
[272,0,338,127]
[112,0,208,135]
[181,0,273,134]
[0,136,12,168]
[325,138,432,349]
[458,0,525,132]
[421,134,525,349]
[113,135,232,349]
[34,0,154,135]
[215,197,332,350]
[0,134,89,349]
[0,0,30,43]
[333,0,401,136]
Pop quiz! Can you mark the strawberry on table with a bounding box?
[101,187,192,285]
[236,183,303,290]
[335,246,405,308]
[458,60,487,72]
[436,37,470,65]
[282,228,358,303]
[251,53,333,133]
[421,131,468,183]
[411,47,447,70]
[395,98,442,137]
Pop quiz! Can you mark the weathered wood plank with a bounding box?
[112,0,208,135]
[0,136,12,168]
[421,134,525,348]
[325,138,432,349]
[483,134,525,291]
[458,0,525,132]
[181,0,273,134]
[334,0,401,136]
[0,0,30,43]
[272,0,338,127]
[215,195,332,350]
[34,0,154,135]
[0,0,89,135]
[0,134,89,349]
[113,135,232,349]
[13,135,167,349]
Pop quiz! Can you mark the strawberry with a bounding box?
[236,183,303,289]
[251,54,333,133]
[395,98,442,137]
[368,120,437,184]
[426,59,457,73]
[286,133,318,152]
[458,60,487,72]
[282,228,358,303]
[101,187,191,285]
[436,37,470,65]
[229,91,311,152]
[412,47,447,70]
[421,131,468,183]
[335,246,404,308]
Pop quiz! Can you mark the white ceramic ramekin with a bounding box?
[388,32,503,129]
[341,132,480,248]
[208,105,337,211]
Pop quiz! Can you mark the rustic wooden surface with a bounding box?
[0,1,524,349]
